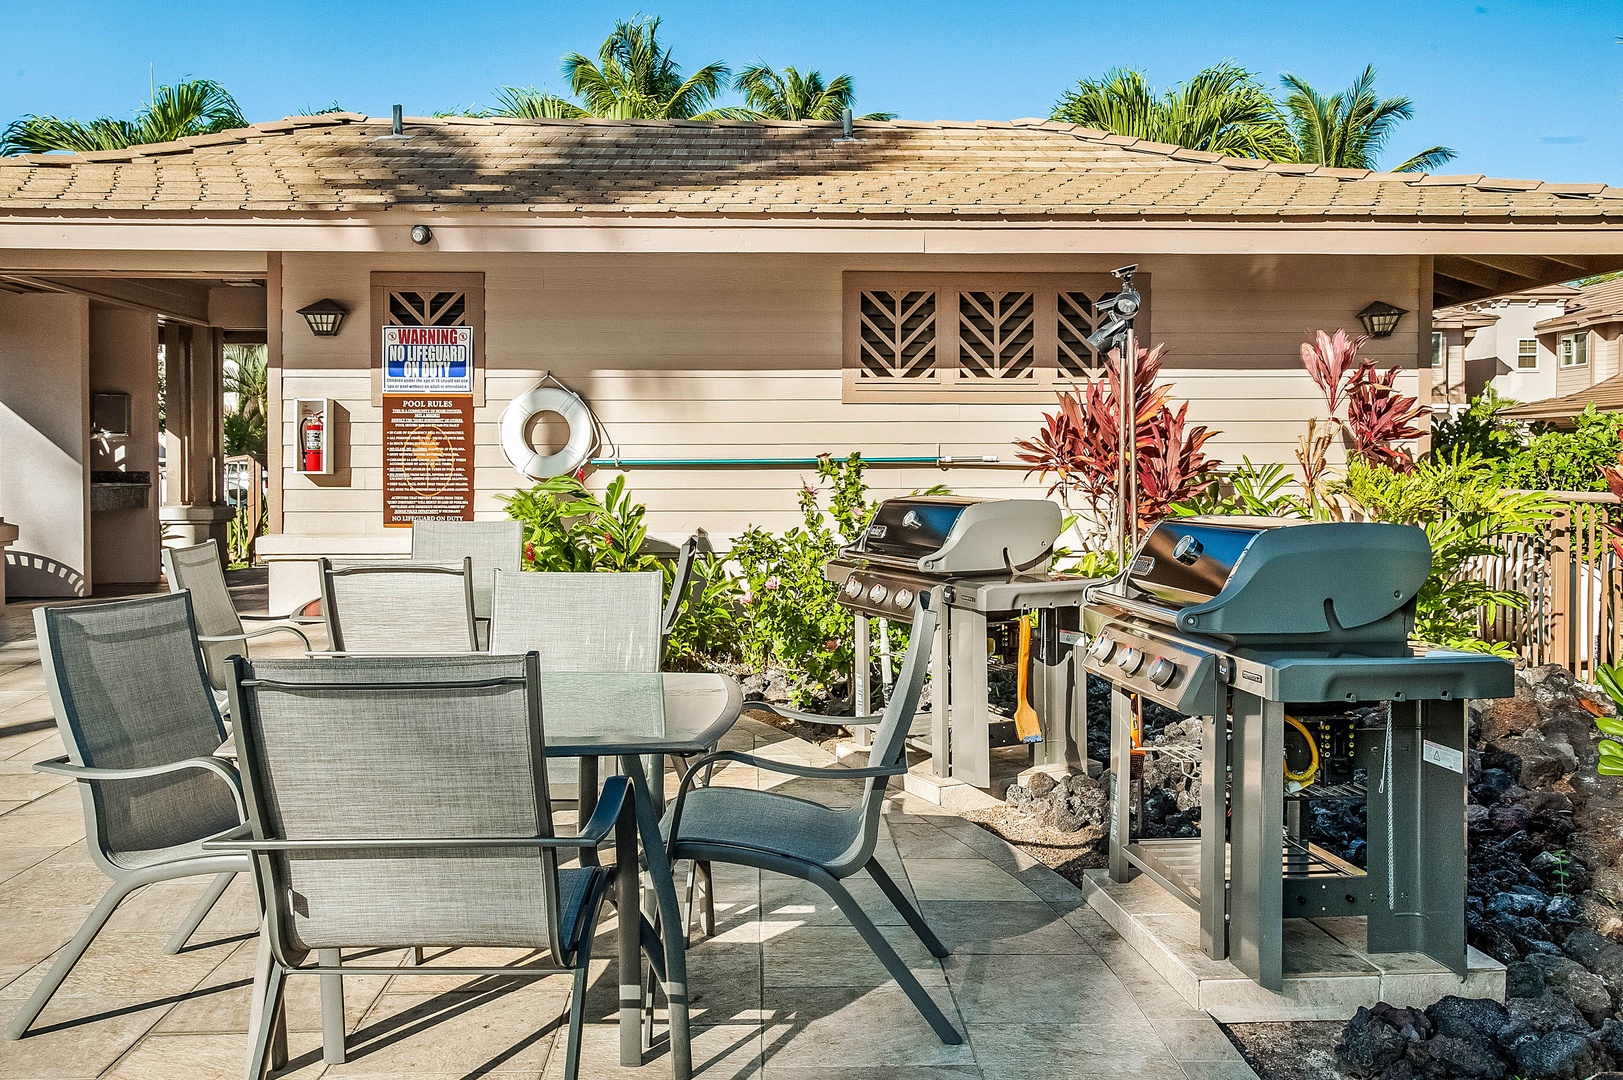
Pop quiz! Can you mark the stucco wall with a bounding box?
[1462,298,1565,403]
[88,305,161,586]
[274,251,1425,544]
[0,291,91,597]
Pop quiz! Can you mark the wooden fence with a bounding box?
[1474,491,1622,680]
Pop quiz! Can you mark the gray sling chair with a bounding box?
[318,557,477,653]
[410,520,524,646]
[214,652,651,1080]
[663,594,963,1044]
[163,540,313,692]
[5,592,249,1041]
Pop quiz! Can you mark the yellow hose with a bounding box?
[1284,714,1320,787]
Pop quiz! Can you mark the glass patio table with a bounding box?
[541,671,743,1079]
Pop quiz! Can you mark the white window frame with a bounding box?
[1430,331,1445,368]
[1517,338,1538,370]
[1560,332,1589,368]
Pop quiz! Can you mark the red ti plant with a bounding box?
[1299,328,1425,473]
[1300,329,1368,416]
[1015,343,1219,531]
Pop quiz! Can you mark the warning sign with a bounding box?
[382,395,474,526]
[382,326,474,393]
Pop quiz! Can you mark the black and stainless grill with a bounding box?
[1083,516,1514,990]
[827,496,1096,788]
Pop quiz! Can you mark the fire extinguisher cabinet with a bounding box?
[294,398,334,476]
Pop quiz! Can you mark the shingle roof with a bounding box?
[2,113,1621,220]
[1504,371,1623,424]
[1534,277,1623,333]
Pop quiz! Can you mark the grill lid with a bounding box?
[850,496,1063,575]
[1120,516,1431,639]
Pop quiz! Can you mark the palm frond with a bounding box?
[2,76,245,155]
[1280,66,1449,173]
[487,86,586,119]
[1052,63,1290,160]
[1,115,137,154]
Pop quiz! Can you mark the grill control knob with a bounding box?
[1116,647,1144,674]
[893,588,914,609]
[1148,657,1178,688]
[1088,636,1116,663]
[843,577,864,599]
[868,583,889,604]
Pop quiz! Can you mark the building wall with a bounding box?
[275,251,1424,544]
[0,291,91,597]
[1462,298,1565,403]
[88,305,161,586]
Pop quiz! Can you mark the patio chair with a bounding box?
[660,534,703,651]
[664,595,962,1044]
[5,592,248,1041]
[163,540,313,691]
[218,652,640,1080]
[319,557,477,654]
[410,520,524,644]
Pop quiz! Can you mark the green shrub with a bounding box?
[1429,390,1523,465]
[1336,453,1556,654]
[1497,406,1623,492]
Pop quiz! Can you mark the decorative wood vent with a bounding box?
[843,272,1149,403]
[369,272,486,405]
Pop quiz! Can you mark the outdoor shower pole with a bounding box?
[1117,319,1138,568]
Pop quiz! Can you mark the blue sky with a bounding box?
[2,0,1619,182]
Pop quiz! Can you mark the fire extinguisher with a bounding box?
[300,411,324,473]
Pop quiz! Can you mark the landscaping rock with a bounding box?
[1425,995,1508,1041]
[1499,992,1591,1045]
[1050,773,1107,832]
[1338,1006,1409,1077]
[1527,954,1615,1023]
[1506,961,1548,998]
[1493,735,1572,788]
[1510,1029,1606,1080]
[1408,1033,1506,1079]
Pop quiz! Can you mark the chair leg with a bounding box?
[813,869,963,1045]
[697,861,715,937]
[246,961,288,1080]
[563,898,602,1080]
[318,948,346,1064]
[4,875,138,1039]
[246,926,288,1076]
[866,859,950,958]
[163,871,235,954]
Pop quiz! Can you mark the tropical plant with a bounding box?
[1430,390,1524,464]
[1335,453,1556,653]
[501,474,659,573]
[1497,406,1623,492]
[1298,328,1425,472]
[480,86,588,119]
[2,77,246,155]
[1173,458,1313,518]
[1344,363,1425,469]
[733,64,893,121]
[1588,666,1623,776]
[223,345,267,462]
[1278,66,1455,173]
[1051,63,1294,159]
[561,16,745,120]
[1015,344,1220,535]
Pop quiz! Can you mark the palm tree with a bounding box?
[1279,66,1454,172]
[483,86,587,119]
[561,15,745,120]
[2,77,245,155]
[1051,63,1294,160]
[733,64,894,121]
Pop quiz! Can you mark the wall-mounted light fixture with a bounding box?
[297,298,348,336]
[1358,301,1408,338]
[410,224,433,245]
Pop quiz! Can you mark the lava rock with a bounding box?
[1592,1018,1623,1063]
[1026,772,1057,798]
[1562,928,1623,1000]
[1496,735,1576,788]
[1547,896,1584,924]
[1480,697,1545,742]
[1051,774,1107,833]
[1489,803,1535,835]
[1409,1033,1506,1080]
[1527,954,1615,1023]
[1490,886,1551,918]
[1511,1029,1606,1080]
[1426,995,1510,1042]
[1338,1006,1408,1077]
[1371,1003,1434,1043]
[1499,992,1591,1047]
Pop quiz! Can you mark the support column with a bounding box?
[159,322,233,557]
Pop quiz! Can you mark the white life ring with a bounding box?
[499,385,597,479]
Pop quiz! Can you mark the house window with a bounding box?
[1517,339,1538,370]
[1430,332,1445,367]
[1560,333,1589,368]
[844,272,1150,402]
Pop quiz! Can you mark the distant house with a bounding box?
[1502,277,1623,425]
[1431,285,1579,410]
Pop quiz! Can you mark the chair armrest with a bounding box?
[238,624,313,649]
[200,823,253,853]
[569,775,631,848]
[749,702,883,728]
[35,754,245,816]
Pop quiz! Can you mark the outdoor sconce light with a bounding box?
[410,224,433,245]
[297,298,348,337]
[1358,301,1408,338]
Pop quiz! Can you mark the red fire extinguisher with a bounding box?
[300,411,324,473]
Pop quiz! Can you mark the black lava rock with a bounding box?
[1338,1006,1408,1077]
[1426,995,1510,1042]
[1511,1029,1606,1080]
[1409,1033,1506,1079]
[1507,961,1548,998]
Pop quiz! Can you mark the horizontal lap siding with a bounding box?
[277,251,1421,541]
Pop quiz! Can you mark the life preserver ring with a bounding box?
[499,385,597,479]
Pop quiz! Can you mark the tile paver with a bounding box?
[0,590,1254,1079]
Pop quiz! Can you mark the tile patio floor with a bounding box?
[0,588,1258,1080]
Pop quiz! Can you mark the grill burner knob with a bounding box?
[868,583,889,604]
[1173,535,1204,565]
[843,578,864,599]
[1149,657,1178,688]
[1088,636,1116,663]
[893,589,914,609]
[1116,647,1144,674]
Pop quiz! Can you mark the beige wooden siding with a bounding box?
[276,251,1423,542]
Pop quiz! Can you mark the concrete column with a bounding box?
[162,320,188,508]
[89,307,162,588]
[159,322,232,555]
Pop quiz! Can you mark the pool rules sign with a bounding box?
[382,396,474,525]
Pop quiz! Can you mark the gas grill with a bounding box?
[1083,516,1514,990]
[827,496,1098,787]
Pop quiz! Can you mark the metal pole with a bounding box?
[1117,324,1138,568]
